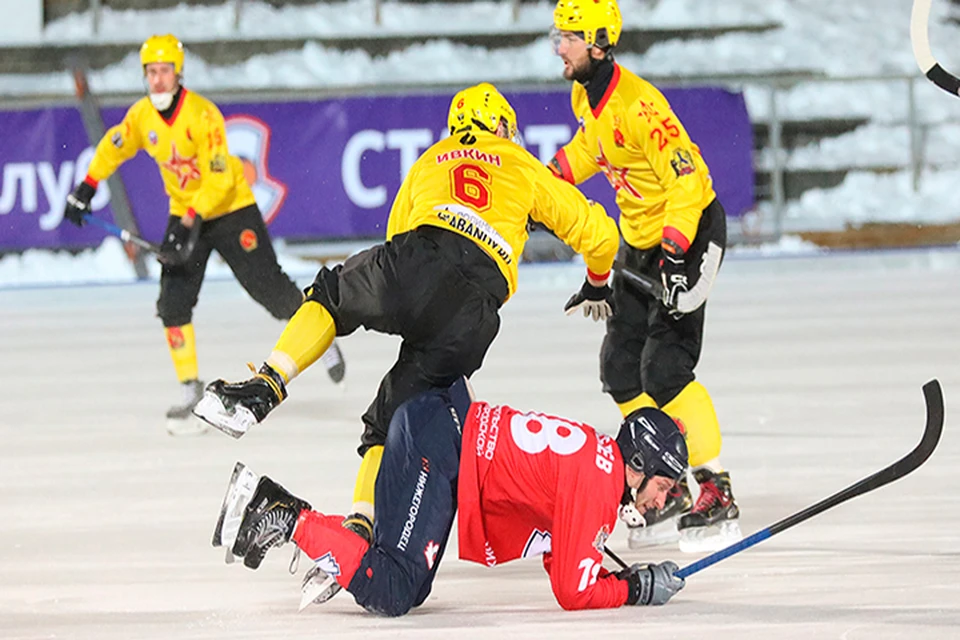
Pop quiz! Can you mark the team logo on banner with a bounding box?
[225,115,287,224]
[239,229,258,252]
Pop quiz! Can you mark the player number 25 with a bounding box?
[650,117,680,151]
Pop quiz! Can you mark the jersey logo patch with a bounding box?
[670,149,695,177]
[161,143,200,189]
[239,229,258,252]
[521,529,552,558]
[592,524,610,554]
[424,540,440,570]
[595,141,643,199]
[148,130,158,146]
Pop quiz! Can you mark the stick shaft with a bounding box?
[83,215,163,254]
[676,380,943,579]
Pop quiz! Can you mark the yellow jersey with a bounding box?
[552,64,716,251]
[86,88,255,220]
[386,130,619,299]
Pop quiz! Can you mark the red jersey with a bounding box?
[458,402,629,610]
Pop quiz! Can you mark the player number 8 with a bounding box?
[510,412,587,456]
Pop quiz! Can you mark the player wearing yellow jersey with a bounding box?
[62,34,346,435]
[193,82,620,603]
[550,0,741,553]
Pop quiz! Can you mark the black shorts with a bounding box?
[600,198,727,405]
[156,204,302,327]
[305,226,507,454]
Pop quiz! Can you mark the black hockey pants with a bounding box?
[156,204,302,327]
[600,198,727,406]
[304,226,508,455]
[346,379,469,616]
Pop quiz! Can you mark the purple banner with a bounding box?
[0,87,753,251]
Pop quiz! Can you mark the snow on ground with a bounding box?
[2,249,959,639]
[0,236,324,288]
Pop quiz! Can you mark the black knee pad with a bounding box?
[643,368,693,408]
[304,266,343,315]
[156,295,192,328]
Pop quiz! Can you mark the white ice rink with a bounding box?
[2,248,959,640]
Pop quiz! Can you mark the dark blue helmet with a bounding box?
[616,407,688,481]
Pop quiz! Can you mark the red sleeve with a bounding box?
[544,437,629,610]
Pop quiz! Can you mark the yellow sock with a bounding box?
[265,301,336,383]
[661,381,723,468]
[351,445,384,521]
[616,392,658,418]
[165,324,198,382]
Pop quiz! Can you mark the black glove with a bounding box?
[659,244,689,319]
[618,561,685,606]
[563,275,615,322]
[64,181,97,227]
[161,212,202,266]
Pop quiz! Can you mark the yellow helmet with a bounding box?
[448,83,519,142]
[553,0,622,48]
[140,34,184,75]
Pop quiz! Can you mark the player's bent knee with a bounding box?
[304,267,341,309]
[349,553,424,617]
[156,305,191,329]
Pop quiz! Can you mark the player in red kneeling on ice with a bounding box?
[212,377,688,614]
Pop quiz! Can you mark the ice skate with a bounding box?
[678,469,742,553]
[212,461,261,564]
[230,475,311,570]
[298,512,373,610]
[321,341,346,385]
[193,364,287,439]
[165,379,208,436]
[627,474,692,549]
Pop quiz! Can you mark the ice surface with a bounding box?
[1,250,959,639]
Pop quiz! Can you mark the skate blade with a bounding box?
[212,462,260,554]
[627,516,681,549]
[678,520,743,553]
[165,416,210,437]
[193,392,255,439]
[299,571,341,611]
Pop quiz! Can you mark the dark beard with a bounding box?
[579,58,616,111]
[567,57,596,84]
